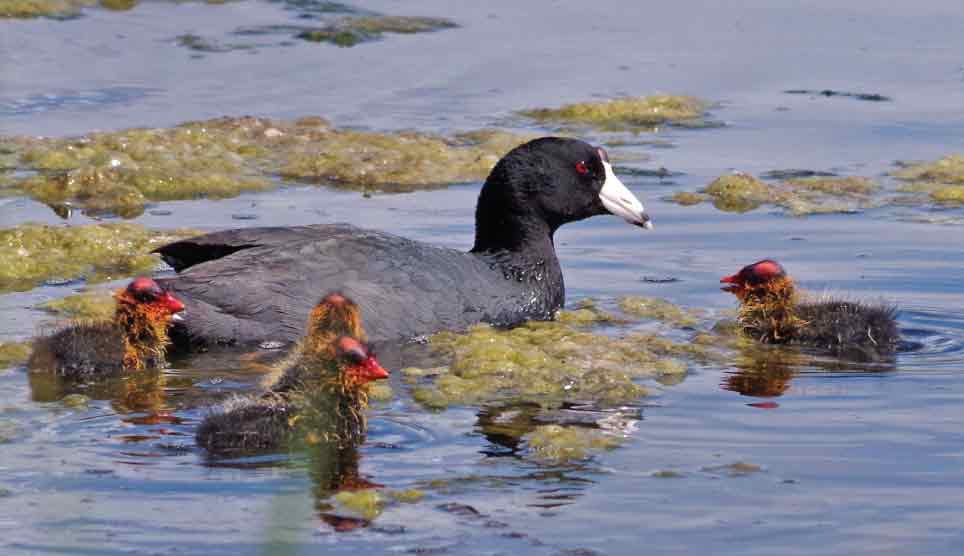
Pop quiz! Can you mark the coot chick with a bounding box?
[156,137,652,347]
[721,259,899,360]
[196,295,388,454]
[28,278,186,377]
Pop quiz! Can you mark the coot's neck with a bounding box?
[471,210,563,295]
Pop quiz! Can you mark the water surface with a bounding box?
[1,2,964,555]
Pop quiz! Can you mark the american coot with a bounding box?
[157,137,652,347]
[721,259,899,360]
[29,278,186,377]
[196,294,388,454]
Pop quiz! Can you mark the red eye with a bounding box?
[575,161,589,175]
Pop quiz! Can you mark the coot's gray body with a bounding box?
[156,137,651,347]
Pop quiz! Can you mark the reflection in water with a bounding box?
[28,368,173,415]
[721,341,900,406]
[721,345,804,400]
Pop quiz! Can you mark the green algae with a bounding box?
[406,296,740,411]
[556,302,616,325]
[670,172,880,216]
[4,117,531,214]
[409,318,729,411]
[703,173,772,213]
[525,424,621,464]
[37,290,114,320]
[892,155,964,185]
[176,33,253,53]
[931,185,964,204]
[333,489,383,520]
[519,95,711,131]
[0,341,32,368]
[0,0,224,19]
[891,156,964,207]
[296,15,457,46]
[652,470,684,478]
[367,382,394,403]
[99,0,137,10]
[11,120,273,216]
[388,489,425,503]
[0,223,196,293]
[617,296,699,327]
[61,393,91,408]
[702,462,763,476]
[784,176,878,196]
[0,0,94,19]
[669,191,706,206]
[279,128,529,191]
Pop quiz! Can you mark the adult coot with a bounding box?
[196,294,388,454]
[157,137,651,347]
[29,278,186,377]
[721,259,899,361]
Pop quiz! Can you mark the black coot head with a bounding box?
[474,138,651,251]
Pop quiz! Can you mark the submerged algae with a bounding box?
[519,95,711,131]
[296,15,457,46]
[333,489,384,520]
[0,223,195,293]
[525,424,621,464]
[0,342,32,369]
[5,118,530,214]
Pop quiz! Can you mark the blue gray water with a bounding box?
[2,1,964,555]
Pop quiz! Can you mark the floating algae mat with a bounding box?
[525,424,622,464]
[668,172,882,215]
[407,297,729,412]
[37,290,115,320]
[292,15,457,47]
[2,117,530,216]
[892,155,964,206]
[0,223,196,293]
[0,0,225,19]
[0,0,95,19]
[519,95,715,132]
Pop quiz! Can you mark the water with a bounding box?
[2,1,964,555]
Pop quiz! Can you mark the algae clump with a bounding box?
[279,128,529,190]
[526,424,621,464]
[0,0,94,19]
[333,489,384,520]
[670,172,880,216]
[38,290,115,320]
[388,489,425,503]
[617,296,698,327]
[669,191,706,206]
[297,15,457,46]
[931,185,964,204]
[0,223,195,293]
[892,156,964,206]
[520,95,710,131]
[5,118,531,210]
[892,155,964,185]
[704,173,772,213]
[0,341,32,368]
